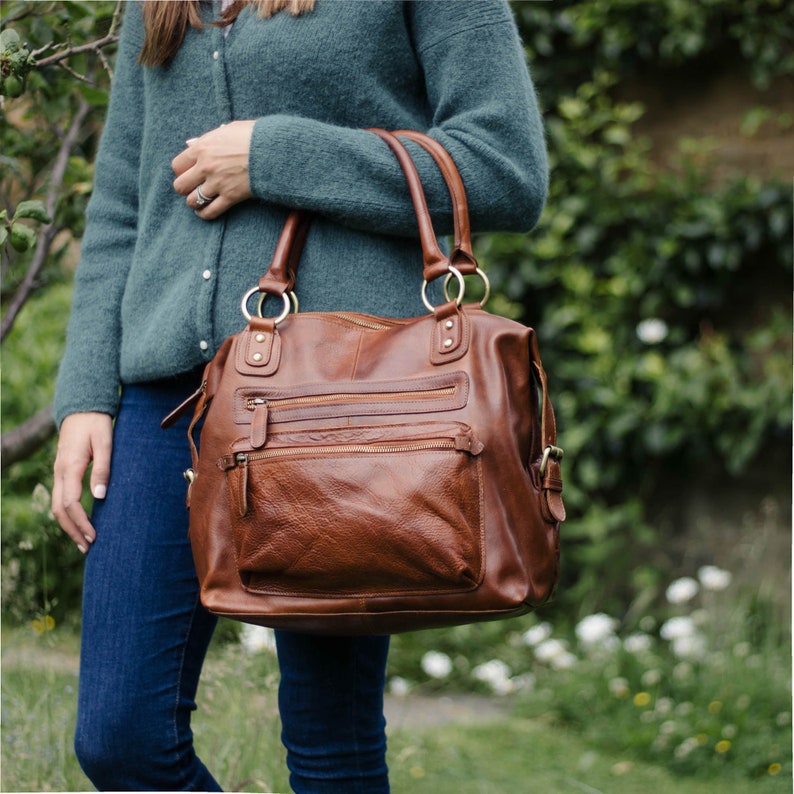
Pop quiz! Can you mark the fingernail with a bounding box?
[84,534,94,545]
[78,544,88,554]
[186,137,198,145]
[92,484,107,499]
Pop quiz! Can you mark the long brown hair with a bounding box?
[139,0,316,67]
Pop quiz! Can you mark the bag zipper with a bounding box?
[243,383,461,449]
[221,433,483,517]
[245,385,457,412]
[330,312,394,330]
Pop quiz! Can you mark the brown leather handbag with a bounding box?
[163,130,565,635]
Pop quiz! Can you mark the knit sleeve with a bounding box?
[54,2,145,427]
[246,0,548,237]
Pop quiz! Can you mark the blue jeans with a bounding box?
[75,378,390,792]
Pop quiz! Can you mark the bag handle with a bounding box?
[391,130,477,274]
[250,129,470,320]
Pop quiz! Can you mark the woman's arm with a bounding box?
[53,1,145,427]
[173,0,548,236]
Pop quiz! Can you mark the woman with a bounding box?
[51,0,548,791]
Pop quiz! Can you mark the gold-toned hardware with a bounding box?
[421,265,465,313]
[443,267,491,308]
[255,333,266,343]
[183,469,195,484]
[252,352,263,362]
[443,338,453,348]
[539,445,564,478]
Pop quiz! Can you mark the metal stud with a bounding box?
[443,338,453,349]
[445,320,454,330]
[252,352,263,362]
[255,333,266,343]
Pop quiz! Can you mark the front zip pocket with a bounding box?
[221,424,485,598]
[233,372,469,448]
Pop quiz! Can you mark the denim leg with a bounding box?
[74,380,221,791]
[275,632,391,794]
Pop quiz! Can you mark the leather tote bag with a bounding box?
[162,129,565,635]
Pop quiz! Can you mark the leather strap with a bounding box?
[258,210,312,296]
[392,130,478,275]
[369,128,454,283]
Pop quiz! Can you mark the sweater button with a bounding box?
[213,50,219,60]
[202,269,212,280]
[199,340,209,351]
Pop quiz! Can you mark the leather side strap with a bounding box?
[528,329,566,523]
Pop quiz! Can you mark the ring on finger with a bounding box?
[195,184,214,209]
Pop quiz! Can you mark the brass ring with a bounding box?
[421,265,465,313]
[444,267,491,308]
[240,288,294,325]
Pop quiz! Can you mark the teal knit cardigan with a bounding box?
[54,0,549,426]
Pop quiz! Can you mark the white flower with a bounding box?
[522,622,553,647]
[636,318,668,344]
[671,633,707,660]
[533,638,569,663]
[575,613,618,646]
[421,650,453,679]
[641,668,662,687]
[659,719,678,735]
[609,677,630,698]
[674,737,699,759]
[624,632,653,654]
[660,616,697,641]
[389,676,411,697]
[550,651,578,670]
[697,565,732,592]
[472,660,513,695]
[512,673,536,692]
[665,577,700,605]
[655,697,674,716]
[733,641,751,658]
[240,624,276,654]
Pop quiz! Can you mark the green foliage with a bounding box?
[514,0,794,91]
[2,2,120,624]
[482,11,793,619]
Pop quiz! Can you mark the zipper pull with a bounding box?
[455,431,484,455]
[249,398,269,449]
[234,452,249,517]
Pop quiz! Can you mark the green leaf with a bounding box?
[12,200,51,224]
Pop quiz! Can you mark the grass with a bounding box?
[2,625,791,793]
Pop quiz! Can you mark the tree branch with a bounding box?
[31,32,120,69]
[0,98,90,342]
[1,402,56,469]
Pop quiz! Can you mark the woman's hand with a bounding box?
[52,412,113,553]
[172,120,256,220]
